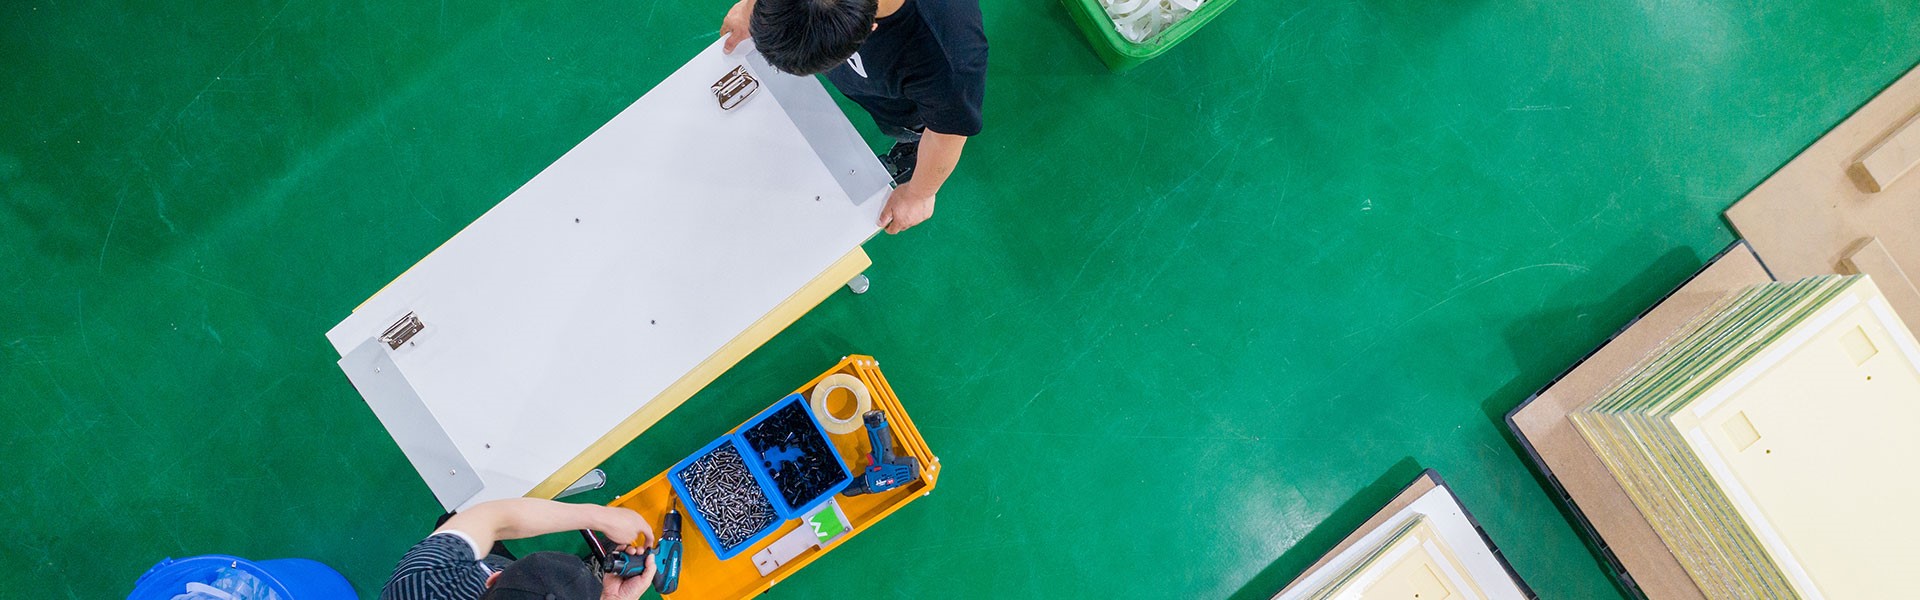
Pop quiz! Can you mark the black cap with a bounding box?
[479,552,603,600]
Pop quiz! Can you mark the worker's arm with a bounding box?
[721,0,757,53]
[879,130,966,234]
[434,498,654,555]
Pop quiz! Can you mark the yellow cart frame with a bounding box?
[608,355,939,599]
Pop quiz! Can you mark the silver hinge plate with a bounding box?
[712,65,760,111]
[380,312,425,349]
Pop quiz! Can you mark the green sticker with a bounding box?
[808,508,847,542]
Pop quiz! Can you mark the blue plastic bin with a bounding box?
[669,435,784,559]
[670,394,856,560]
[739,393,853,517]
[129,555,354,600]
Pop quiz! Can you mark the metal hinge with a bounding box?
[712,65,759,111]
[380,312,425,349]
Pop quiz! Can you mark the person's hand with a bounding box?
[721,0,755,54]
[596,507,655,548]
[877,181,937,234]
[599,548,656,600]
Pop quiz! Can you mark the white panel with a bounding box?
[325,40,887,510]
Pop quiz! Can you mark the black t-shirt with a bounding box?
[825,0,988,137]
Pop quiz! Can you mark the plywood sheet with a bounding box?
[324,40,891,510]
[1725,63,1920,338]
[1507,243,1774,600]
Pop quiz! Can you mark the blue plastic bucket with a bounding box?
[129,555,355,600]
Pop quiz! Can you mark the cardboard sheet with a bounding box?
[1840,238,1920,328]
[1725,64,1920,339]
[1851,112,1920,192]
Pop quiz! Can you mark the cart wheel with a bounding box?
[847,274,870,295]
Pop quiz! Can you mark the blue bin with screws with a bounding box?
[669,394,853,560]
[669,436,783,559]
[739,394,854,517]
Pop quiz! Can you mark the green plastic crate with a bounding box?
[1062,0,1239,70]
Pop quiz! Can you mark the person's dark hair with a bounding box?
[751,0,879,76]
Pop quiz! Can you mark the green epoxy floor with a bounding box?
[5,1,1918,598]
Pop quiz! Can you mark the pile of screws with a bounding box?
[744,403,847,510]
[678,444,779,549]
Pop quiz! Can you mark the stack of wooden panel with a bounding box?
[1273,470,1532,600]
[1571,274,1920,599]
[1298,515,1483,599]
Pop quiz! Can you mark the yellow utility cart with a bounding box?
[608,356,939,599]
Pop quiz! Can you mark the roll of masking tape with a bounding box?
[809,373,872,435]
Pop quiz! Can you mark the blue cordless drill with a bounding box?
[580,509,680,595]
[843,410,921,496]
[580,529,650,579]
[652,508,682,594]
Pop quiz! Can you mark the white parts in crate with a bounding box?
[808,373,872,435]
[1102,0,1208,43]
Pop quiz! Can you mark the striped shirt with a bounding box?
[380,532,511,600]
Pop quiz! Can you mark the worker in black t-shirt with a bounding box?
[721,0,987,235]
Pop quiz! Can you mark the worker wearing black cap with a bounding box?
[380,498,656,600]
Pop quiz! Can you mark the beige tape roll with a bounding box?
[808,373,872,434]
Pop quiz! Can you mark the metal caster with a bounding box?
[847,273,870,294]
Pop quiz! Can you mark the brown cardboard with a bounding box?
[1840,237,1920,327]
[1509,244,1773,600]
[1851,112,1920,193]
[1726,64,1920,337]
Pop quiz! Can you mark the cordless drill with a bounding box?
[580,529,650,579]
[843,410,921,496]
[579,507,681,594]
[652,508,682,594]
